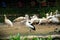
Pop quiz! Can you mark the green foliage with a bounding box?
[0,7,60,23]
[32,37,52,40]
[10,33,20,40]
[39,38,46,40]
[32,37,39,40]
[9,33,53,40]
[32,35,52,40]
[47,35,52,40]
[23,37,28,40]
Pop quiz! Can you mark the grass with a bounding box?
[10,33,20,40]
[9,33,52,40]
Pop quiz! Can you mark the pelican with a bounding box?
[54,10,60,17]
[4,14,13,27]
[54,10,58,14]
[30,14,39,24]
[46,13,49,18]
[13,17,25,22]
[47,15,60,23]
[25,14,36,32]
[50,12,53,16]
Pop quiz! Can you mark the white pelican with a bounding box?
[46,13,49,18]
[30,14,39,24]
[54,10,58,14]
[38,17,50,25]
[25,20,36,31]
[13,17,25,22]
[25,14,36,32]
[50,12,53,16]
[54,10,60,17]
[47,15,60,23]
[4,14,13,27]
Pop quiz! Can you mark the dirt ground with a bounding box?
[0,23,60,38]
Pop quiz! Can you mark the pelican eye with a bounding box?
[28,22,31,23]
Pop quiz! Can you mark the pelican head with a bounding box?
[25,14,28,17]
[46,13,49,18]
[56,10,58,12]
[4,14,7,19]
[4,14,6,17]
[46,13,49,16]
[25,14,29,19]
[49,12,53,16]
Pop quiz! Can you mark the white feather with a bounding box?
[5,19,13,27]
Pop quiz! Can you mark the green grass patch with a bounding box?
[9,33,53,40]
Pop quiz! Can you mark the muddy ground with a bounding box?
[0,23,60,38]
